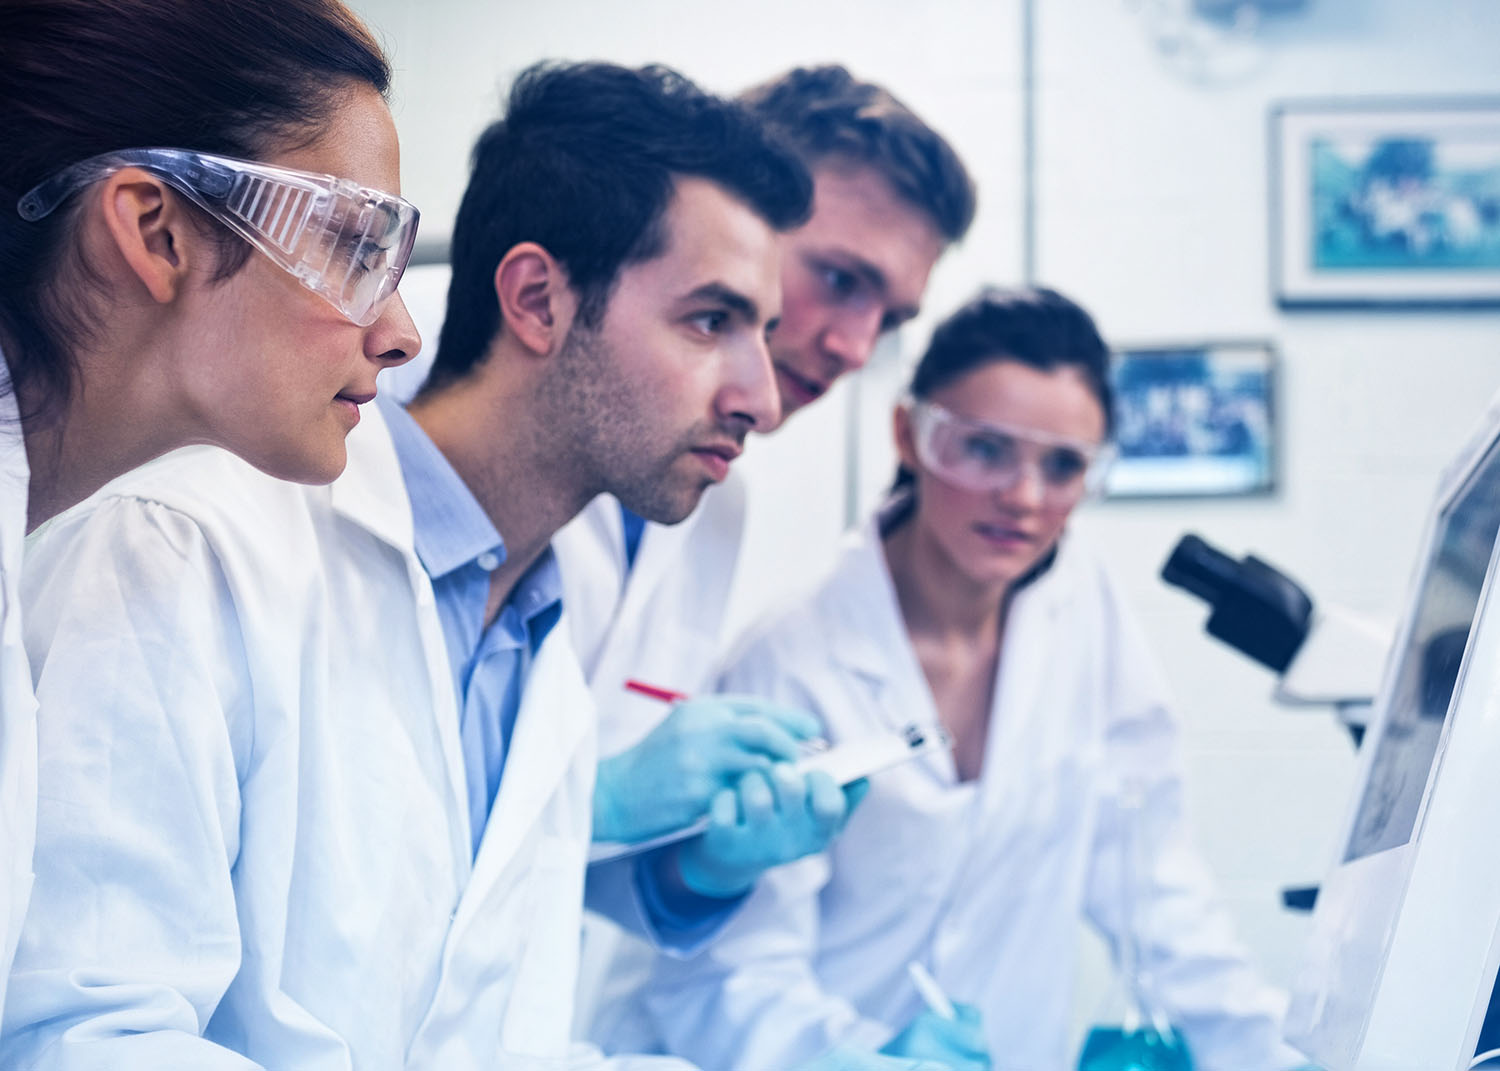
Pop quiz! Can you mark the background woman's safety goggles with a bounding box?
[19,148,419,327]
[909,400,1113,508]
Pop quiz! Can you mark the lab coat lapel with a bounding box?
[826,565,901,696]
[597,477,747,699]
[935,553,1079,994]
[327,404,475,864]
[827,526,956,782]
[977,542,1078,811]
[613,510,693,636]
[554,495,627,677]
[463,619,593,910]
[328,403,416,552]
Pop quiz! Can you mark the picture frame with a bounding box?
[1104,341,1276,500]
[1271,97,1500,308]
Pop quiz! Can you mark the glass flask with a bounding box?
[1077,782,1194,1071]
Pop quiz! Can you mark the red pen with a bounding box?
[623,679,830,755]
[623,678,690,704]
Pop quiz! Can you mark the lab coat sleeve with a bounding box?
[1,496,264,1070]
[563,1040,697,1070]
[583,853,740,956]
[1081,575,1301,1071]
[634,653,892,1071]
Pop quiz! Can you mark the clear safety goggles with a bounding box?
[908,399,1113,508]
[18,147,419,327]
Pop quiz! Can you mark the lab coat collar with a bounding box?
[619,478,738,623]
[328,399,415,553]
[378,395,506,580]
[584,474,745,653]
[825,513,1074,688]
[825,512,1080,798]
[824,521,917,686]
[0,350,28,554]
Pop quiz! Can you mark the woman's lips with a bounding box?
[973,521,1034,549]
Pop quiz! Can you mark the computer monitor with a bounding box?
[1286,392,1500,1070]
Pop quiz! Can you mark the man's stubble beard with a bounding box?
[541,321,706,525]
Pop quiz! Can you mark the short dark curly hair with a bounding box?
[428,61,814,391]
[741,64,976,243]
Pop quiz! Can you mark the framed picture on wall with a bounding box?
[1271,98,1500,307]
[1104,341,1275,499]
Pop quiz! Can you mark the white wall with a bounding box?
[353,0,1027,636]
[1030,0,1500,1032]
[351,0,1500,1055]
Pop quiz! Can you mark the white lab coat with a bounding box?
[3,404,599,1069]
[0,352,36,1024]
[554,478,748,756]
[637,518,1299,1071]
[554,480,755,1053]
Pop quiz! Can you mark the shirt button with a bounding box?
[476,552,500,572]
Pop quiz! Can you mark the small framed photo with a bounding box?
[1271,98,1500,307]
[1105,342,1275,500]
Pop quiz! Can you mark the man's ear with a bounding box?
[493,242,578,357]
[97,168,198,305]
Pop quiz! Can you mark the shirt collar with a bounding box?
[507,546,565,650]
[511,546,563,619]
[379,394,506,580]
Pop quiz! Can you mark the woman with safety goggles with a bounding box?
[641,288,1302,1071]
[0,0,418,1048]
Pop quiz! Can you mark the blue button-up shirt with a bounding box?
[382,398,562,858]
[384,400,735,939]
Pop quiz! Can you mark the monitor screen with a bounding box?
[1344,436,1500,861]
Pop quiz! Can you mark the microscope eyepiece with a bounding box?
[1162,534,1241,605]
[1160,533,1314,673]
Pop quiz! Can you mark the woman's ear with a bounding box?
[492,242,578,357]
[893,402,921,472]
[97,168,197,304]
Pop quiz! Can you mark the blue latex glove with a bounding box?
[794,1045,954,1070]
[672,763,869,899]
[593,695,822,844]
[881,1003,991,1071]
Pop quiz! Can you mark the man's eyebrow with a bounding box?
[806,247,888,296]
[847,256,888,296]
[680,281,760,322]
[810,249,917,321]
[885,301,921,328]
[850,258,921,325]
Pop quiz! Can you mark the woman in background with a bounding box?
[640,288,1303,1071]
[0,0,418,1024]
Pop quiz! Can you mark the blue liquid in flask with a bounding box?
[1078,1025,1193,1071]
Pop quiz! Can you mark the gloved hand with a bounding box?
[794,1044,955,1070]
[672,764,869,899]
[880,1003,991,1071]
[593,695,822,844]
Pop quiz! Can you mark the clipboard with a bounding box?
[588,723,950,865]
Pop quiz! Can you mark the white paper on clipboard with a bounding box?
[587,723,950,865]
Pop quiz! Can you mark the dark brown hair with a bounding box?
[741,64,976,243]
[892,286,1115,495]
[428,62,812,392]
[0,0,391,416]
